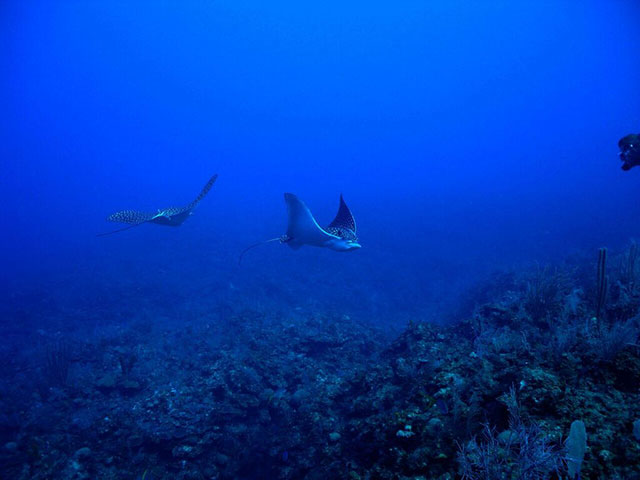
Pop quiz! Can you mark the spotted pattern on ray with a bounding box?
[107,209,156,225]
[326,194,357,241]
[105,174,218,227]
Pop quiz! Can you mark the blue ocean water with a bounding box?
[1,2,640,479]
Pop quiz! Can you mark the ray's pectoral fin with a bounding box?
[97,209,156,236]
[150,174,218,226]
[185,174,218,211]
[327,194,356,236]
[324,195,360,251]
[284,193,339,248]
[106,209,156,225]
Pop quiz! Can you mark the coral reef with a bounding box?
[1,245,639,479]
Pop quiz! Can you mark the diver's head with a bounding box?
[618,133,639,150]
[619,133,640,171]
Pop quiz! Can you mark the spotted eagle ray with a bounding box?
[239,193,360,263]
[98,174,218,236]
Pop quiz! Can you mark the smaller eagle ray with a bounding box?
[98,174,218,236]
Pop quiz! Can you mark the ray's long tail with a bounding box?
[96,223,144,237]
[238,236,289,265]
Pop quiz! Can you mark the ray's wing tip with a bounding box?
[192,174,219,206]
[328,193,357,234]
[106,212,122,223]
[204,174,218,190]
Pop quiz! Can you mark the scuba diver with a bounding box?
[619,133,640,171]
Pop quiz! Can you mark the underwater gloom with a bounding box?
[2,1,640,479]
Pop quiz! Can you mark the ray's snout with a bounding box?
[330,240,361,251]
[347,242,362,250]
